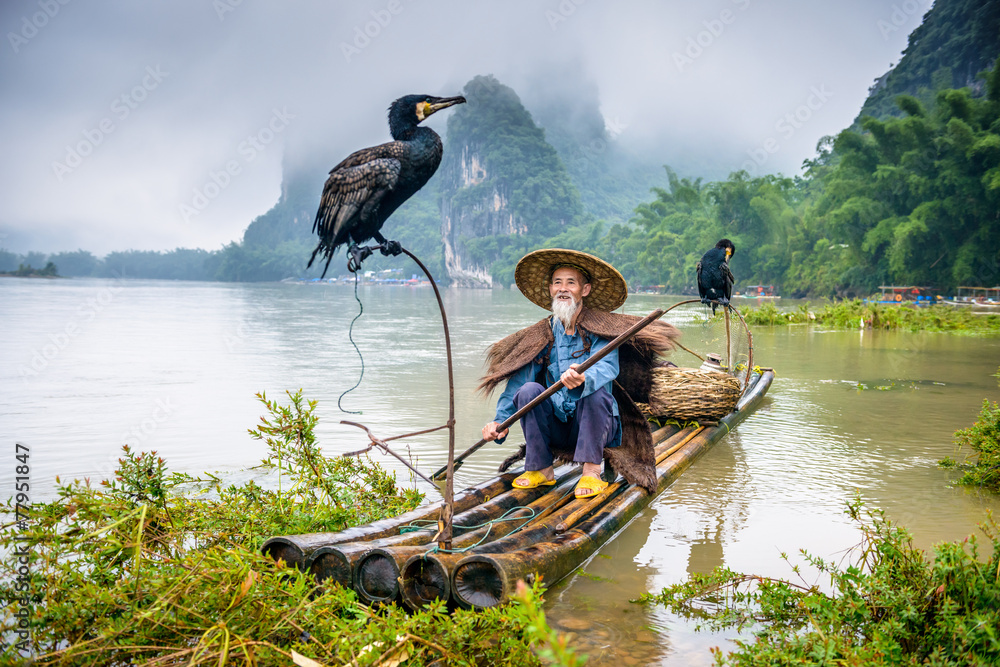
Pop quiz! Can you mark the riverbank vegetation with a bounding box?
[0,391,573,666]
[940,399,1000,492]
[643,498,1000,666]
[0,261,58,278]
[737,300,1000,334]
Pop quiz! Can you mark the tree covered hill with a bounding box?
[438,75,583,286]
[857,0,1000,123]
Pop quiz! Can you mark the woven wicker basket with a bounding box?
[646,366,742,421]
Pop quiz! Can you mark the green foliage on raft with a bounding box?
[736,300,1000,333]
[642,498,1000,666]
[0,390,576,666]
[940,399,1000,492]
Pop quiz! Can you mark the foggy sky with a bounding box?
[0,0,931,255]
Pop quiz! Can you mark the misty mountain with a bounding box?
[440,75,582,286]
[858,0,1000,123]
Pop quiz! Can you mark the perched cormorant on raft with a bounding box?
[307,94,466,276]
[697,238,736,314]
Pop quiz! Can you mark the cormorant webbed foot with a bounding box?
[379,240,403,257]
[347,244,375,273]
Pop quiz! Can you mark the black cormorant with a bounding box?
[307,94,466,276]
[696,239,736,314]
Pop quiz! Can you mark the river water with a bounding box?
[3,277,1000,665]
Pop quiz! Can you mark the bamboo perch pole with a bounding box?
[725,303,732,374]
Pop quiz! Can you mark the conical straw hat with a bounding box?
[514,248,627,312]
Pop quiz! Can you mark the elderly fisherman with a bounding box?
[479,249,679,498]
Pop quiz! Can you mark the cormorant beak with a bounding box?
[725,248,732,260]
[425,96,466,116]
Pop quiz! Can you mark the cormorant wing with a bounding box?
[721,261,735,300]
[696,260,705,297]
[312,157,402,248]
[328,140,407,172]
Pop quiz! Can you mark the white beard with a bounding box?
[551,294,581,329]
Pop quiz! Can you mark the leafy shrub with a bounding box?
[941,399,1000,492]
[0,390,571,666]
[642,498,1000,666]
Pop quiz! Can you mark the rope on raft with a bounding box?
[399,486,574,554]
[338,268,366,415]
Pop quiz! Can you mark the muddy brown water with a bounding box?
[4,278,999,664]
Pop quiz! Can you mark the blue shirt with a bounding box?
[493,318,619,442]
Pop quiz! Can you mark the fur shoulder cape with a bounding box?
[479,308,680,492]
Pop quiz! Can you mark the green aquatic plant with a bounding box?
[940,399,1000,492]
[0,390,569,666]
[739,300,1000,333]
[642,498,1000,666]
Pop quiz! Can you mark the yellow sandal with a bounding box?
[513,470,556,488]
[574,475,609,499]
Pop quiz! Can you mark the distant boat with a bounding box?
[868,285,937,305]
[947,286,1000,308]
[736,285,779,299]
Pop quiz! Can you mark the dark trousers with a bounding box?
[513,382,617,470]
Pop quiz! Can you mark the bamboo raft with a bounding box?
[262,368,774,610]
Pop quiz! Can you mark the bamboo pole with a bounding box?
[398,485,580,610]
[308,465,579,588]
[655,427,707,465]
[399,426,697,599]
[262,474,513,569]
[725,303,732,373]
[355,476,579,606]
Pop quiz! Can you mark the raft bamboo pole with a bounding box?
[450,370,774,609]
[308,464,581,587]
[553,426,706,534]
[397,425,693,607]
[356,478,580,605]
[261,473,514,568]
[397,485,584,610]
[654,427,707,465]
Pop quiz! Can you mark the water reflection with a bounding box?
[3,279,1000,666]
[546,511,670,666]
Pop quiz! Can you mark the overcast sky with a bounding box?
[0,0,931,255]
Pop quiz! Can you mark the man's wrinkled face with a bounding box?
[549,267,591,308]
